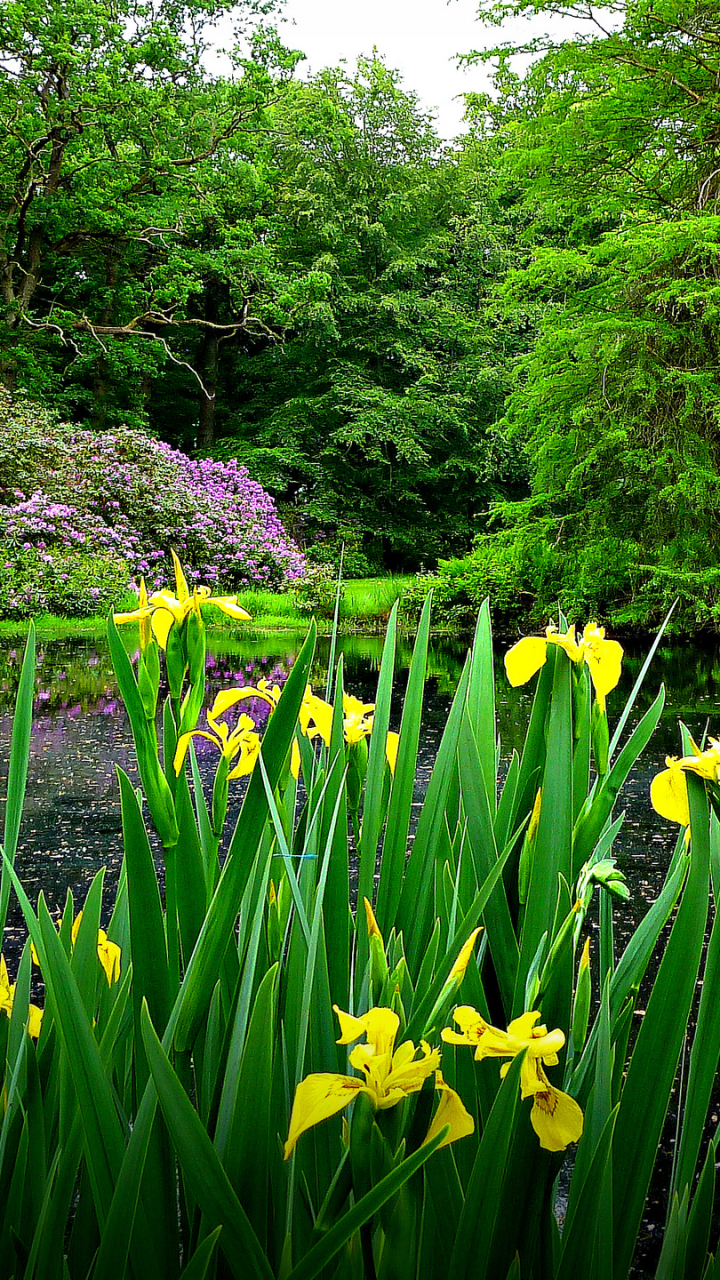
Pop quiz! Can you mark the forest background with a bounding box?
[1,0,719,632]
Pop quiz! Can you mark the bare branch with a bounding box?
[698,168,720,209]
[76,316,109,354]
[23,314,82,359]
[67,311,282,341]
[17,312,213,395]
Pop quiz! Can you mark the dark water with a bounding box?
[0,630,465,941]
[0,629,718,931]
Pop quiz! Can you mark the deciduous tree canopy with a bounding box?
[0,0,300,418]
[4,0,720,612]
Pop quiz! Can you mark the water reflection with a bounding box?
[0,626,717,963]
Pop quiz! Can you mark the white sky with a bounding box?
[209,1,610,139]
[272,0,606,138]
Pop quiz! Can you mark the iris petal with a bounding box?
[424,1074,475,1149]
[283,1073,364,1159]
[583,635,623,710]
[385,731,399,774]
[547,624,582,663]
[504,637,549,687]
[531,1085,584,1152]
[210,597,252,620]
[150,608,174,650]
[651,766,690,826]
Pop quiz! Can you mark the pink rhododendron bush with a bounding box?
[0,391,305,618]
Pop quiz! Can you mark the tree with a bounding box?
[0,11,528,569]
[0,0,299,425]
[201,58,524,567]
[462,0,720,624]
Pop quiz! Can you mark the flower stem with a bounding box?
[164,843,180,991]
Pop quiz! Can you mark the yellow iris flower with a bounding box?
[505,622,623,710]
[340,694,376,745]
[114,550,250,649]
[364,897,384,944]
[292,687,399,778]
[173,680,400,788]
[197,681,310,761]
[448,927,483,983]
[31,912,121,987]
[213,681,400,779]
[650,737,720,827]
[97,932,121,985]
[202,679,283,722]
[442,1007,583,1152]
[71,913,122,986]
[284,1005,474,1159]
[173,692,261,780]
[128,577,153,651]
[288,688,375,750]
[0,955,43,1038]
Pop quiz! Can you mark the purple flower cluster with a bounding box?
[1,424,306,594]
[0,494,141,561]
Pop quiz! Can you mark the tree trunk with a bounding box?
[198,330,219,449]
[198,283,221,449]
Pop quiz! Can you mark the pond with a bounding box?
[0,624,719,963]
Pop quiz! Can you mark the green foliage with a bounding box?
[9,0,720,601]
[400,570,469,631]
[426,521,720,633]
[421,522,640,630]
[0,0,524,568]
[3,584,718,1278]
[0,389,304,613]
[456,0,720,629]
[0,0,302,425]
[292,564,342,618]
[48,553,133,619]
[0,549,130,619]
[305,528,379,579]
[0,393,69,501]
[193,60,524,566]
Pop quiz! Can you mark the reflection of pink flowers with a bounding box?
[3,644,294,737]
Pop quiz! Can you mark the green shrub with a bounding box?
[292,563,343,617]
[426,523,720,634]
[0,389,305,621]
[0,549,130,619]
[46,552,131,617]
[0,551,48,619]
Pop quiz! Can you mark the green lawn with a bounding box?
[0,576,416,639]
[343,575,413,618]
[232,576,414,630]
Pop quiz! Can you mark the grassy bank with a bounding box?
[0,576,415,640]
